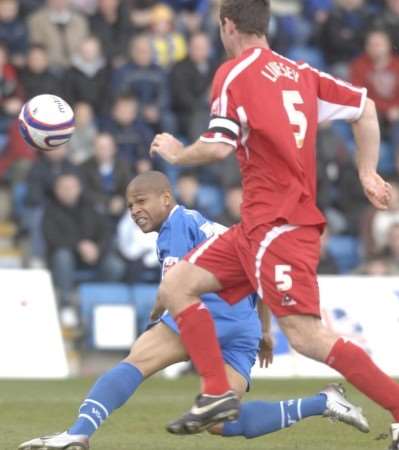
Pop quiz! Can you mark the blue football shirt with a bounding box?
[157,205,261,335]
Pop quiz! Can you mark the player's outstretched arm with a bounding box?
[352,98,392,210]
[150,133,234,166]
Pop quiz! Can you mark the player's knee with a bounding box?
[157,279,180,311]
[158,276,195,314]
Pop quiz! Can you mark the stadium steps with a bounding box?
[0,220,23,268]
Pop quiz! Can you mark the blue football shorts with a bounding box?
[161,312,261,386]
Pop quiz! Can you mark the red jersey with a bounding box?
[201,47,367,233]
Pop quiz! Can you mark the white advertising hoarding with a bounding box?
[252,276,399,378]
[1,270,398,379]
[0,269,69,378]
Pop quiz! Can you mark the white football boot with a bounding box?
[18,432,89,450]
[388,423,399,450]
[321,384,369,433]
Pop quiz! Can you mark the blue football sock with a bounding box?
[223,394,327,438]
[68,362,143,437]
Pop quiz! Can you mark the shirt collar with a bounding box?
[159,204,181,235]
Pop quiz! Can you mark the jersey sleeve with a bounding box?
[159,229,190,278]
[158,212,199,278]
[314,68,367,123]
[200,65,241,149]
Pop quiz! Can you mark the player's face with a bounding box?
[126,188,169,233]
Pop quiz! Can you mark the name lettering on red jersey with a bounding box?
[261,62,299,83]
[201,47,368,229]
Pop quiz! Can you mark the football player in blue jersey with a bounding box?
[19,171,368,450]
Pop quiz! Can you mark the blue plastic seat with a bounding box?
[198,185,224,218]
[79,283,132,347]
[377,140,395,176]
[130,283,159,335]
[327,235,361,274]
[287,45,326,70]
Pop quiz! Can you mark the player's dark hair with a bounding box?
[220,0,270,37]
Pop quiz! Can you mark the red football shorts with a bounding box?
[184,223,321,318]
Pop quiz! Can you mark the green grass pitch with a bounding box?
[0,376,393,450]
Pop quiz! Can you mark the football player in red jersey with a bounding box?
[150,0,399,446]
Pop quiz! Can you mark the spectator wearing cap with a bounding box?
[148,4,187,69]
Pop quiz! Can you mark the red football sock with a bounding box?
[175,302,231,396]
[327,338,399,421]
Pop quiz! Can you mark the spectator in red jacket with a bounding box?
[351,28,399,154]
[0,43,23,131]
[0,119,36,182]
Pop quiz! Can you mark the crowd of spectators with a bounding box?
[1,0,399,328]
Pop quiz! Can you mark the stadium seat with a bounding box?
[197,185,224,218]
[377,141,395,176]
[327,235,362,274]
[330,122,355,153]
[287,46,326,70]
[130,283,158,335]
[271,316,291,356]
[79,283,134,348]
[74,269,97,283]
[11,181,27,224]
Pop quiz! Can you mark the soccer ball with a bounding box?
[18,94,75,151]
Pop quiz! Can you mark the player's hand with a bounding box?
[359,171,392,210]
[149,133,183,165]
[258,332,274,368]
